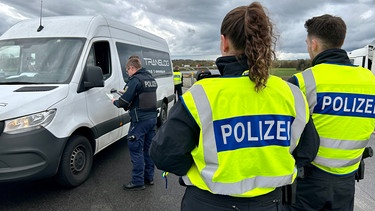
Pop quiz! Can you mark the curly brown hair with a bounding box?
[221,2,277,92]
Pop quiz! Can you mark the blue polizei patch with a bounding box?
[213,115,294,152]
[314,92,375,118]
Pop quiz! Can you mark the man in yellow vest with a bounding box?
[151,2,319,210]
[284,14,375,211]
[173,66,183,100]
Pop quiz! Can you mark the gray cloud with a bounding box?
[0,0,374,60]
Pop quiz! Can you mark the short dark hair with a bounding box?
[126,56,142,70]
[129,55,140,60]
[304,14,346,49]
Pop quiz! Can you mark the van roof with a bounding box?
[0,15,168,51]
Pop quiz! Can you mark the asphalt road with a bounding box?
[0,138,185,211]
[354,134,375,211]
[0,127,374,211]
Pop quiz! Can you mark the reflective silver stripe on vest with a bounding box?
[314,155,362,168]
[301,69,317,113]
[183,83,302,195]
[320,137,369,149]
[315,137,369,168]
[190,84,219,184]
[287,83,308,152]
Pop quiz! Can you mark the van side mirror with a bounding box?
[77,65,104,93]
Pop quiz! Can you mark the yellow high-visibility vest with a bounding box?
[294,63,375,175]
[181,74,309,197]
[173,72,182,85]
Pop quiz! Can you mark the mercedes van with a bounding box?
[0,16,174,187]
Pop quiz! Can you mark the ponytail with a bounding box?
[221,2,277,92]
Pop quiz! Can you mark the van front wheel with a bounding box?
[55,135,93,187]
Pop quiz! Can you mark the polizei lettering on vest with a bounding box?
[314,92,375,118]
[144,80,157,88]
[213,115,293,152]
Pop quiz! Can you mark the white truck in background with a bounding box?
[347,42,375,74]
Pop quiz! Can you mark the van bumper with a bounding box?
[0,128,68,183]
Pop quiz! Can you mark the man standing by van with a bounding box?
[112,56,158,191]
[173,66,183,100]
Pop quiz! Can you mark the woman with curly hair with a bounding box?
[150,2,319,210]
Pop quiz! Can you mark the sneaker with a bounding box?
[123,182,145,191]
[145,179,154,185]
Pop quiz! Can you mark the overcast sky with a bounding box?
[0,0,374,60]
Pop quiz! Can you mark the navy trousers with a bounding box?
[127,118,157,185]
[284,165,355,211]
[181,186,282,211]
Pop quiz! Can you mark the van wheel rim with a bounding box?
[70,145,86,174]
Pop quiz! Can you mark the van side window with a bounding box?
[116,43,142,81]
[116,42,172,81]
[85,41,111,80]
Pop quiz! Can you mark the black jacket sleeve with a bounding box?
[288,75,320,168]
[293,117,320,168]
[287,75,298,85]
[150,100,199,176]
[113,78,139,110]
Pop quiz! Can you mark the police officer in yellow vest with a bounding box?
[173,66,183,100]
[284,14,375,211]
[150,2,319,210]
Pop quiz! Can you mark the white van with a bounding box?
[0,16,175,187]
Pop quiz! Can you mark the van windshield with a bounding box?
[0,38,84,84]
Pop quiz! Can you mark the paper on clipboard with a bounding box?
[106,93,114,100]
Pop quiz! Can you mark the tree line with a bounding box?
[172,59,311,71]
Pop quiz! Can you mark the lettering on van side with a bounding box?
[213,115,293,152]
[147,69,167,74]
[314,92,375,118]
[143,57,170,67]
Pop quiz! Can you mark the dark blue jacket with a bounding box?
[114,68,158,122]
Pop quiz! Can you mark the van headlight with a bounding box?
[4,109,56,134]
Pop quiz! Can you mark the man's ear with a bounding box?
[311,38,319,52]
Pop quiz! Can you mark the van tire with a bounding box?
[55,135,93,187]
[157,102,168,127]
